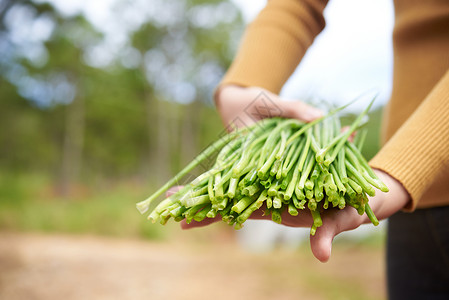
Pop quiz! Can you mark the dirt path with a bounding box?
[0,232,386,300]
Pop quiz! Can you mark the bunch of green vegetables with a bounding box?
[136,99,388,235]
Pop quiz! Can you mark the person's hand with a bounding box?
[181,169,410,263]
[181,85,410,262]
[215,85,323,129]
[308,169,410,262]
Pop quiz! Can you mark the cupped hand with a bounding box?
[180,85,410,263]
[181,169,410,263]
[309,169,410,262]
[215,85,323,129]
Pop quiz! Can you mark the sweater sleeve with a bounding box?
[370,69,449,211]
[220,0,329,94]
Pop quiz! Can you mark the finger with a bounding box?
[245,91,323,123]
[280,100,324,122]
[166,186,183,198]
[180,216,221,229]
[309,221,336,263]
[226,87,319,123]
[280,208,314,227]
[310,208,364,262]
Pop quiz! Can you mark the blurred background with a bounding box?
[0,0,393,299]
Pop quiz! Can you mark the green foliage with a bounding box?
[0,0,242,187]
[0,172,167,239]
[0,81,62,172]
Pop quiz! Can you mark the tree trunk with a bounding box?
[57,94,85,197]
[180,101,202,179]
[155,98,170,183]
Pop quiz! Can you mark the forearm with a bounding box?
[370,69,449,211]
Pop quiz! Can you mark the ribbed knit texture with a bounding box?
[220,0,449,210]
[370,0,449,210]
[370,71,449,211]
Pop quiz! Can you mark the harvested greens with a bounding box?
[137,99,388,235]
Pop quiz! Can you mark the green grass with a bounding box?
[0,173,168,240]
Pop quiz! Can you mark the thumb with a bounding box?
[309,222,336,263]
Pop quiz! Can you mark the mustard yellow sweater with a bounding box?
[221,0,449,211]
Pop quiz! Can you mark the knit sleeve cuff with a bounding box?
[370,70,449,211]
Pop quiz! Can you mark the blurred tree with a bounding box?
[0,0,244,194]
[129,0,243,181]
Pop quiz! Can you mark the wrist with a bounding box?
[371,169,411,219]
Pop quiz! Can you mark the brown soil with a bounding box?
[0,232,386,300]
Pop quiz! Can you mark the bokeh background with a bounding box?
[0,0,393,299]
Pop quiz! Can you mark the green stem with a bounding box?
[282,138,304,177]
[243,183,261,197]
[297,132,311,172]
[272,196,283,209]
[137,129,245,214]
[330,164,346,194]
[258,143,281,179]
[236,190,267,224]
[281,169,293,190]
[292,194,305,209]
[308,198,317,210]
[288,202,298,216]
[337,148,348,183]
[308,128,321,154]
[365,203,379,226]
[232,196,255,214]
[185,203,208,224]
[208,176,215,203]
[271,209,282,224]
[314,178,324,202]
[276,130,289,159]
[268,179,282,197]
[183,195,210,208]
[345,160,375,196]
[347,177,363,194]
[295,186,306,201]
[285,96,362,147]
[284,156,302,200]
[310,209,322,236]
[298,152,315,189]
[193,204,212,222]
[227,177,239,198]
[346,142,389,192]
[324,98,375,166]
[214,172,224,200]
[354,128,368,151]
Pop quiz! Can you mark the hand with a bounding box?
[181,169,410,263]
[183,85,410,262]
[215,85,323,129]
[309,169,410,262]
